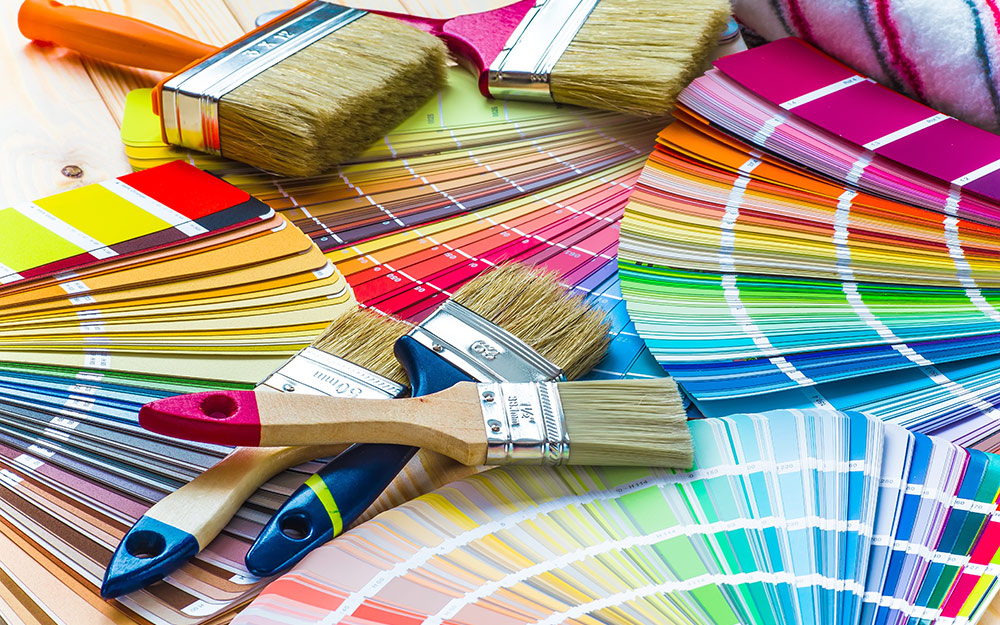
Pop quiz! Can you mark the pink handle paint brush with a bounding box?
[376,0,733,117]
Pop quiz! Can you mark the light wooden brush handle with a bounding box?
[140,382,488,465]
[18,0,216,72]
[145,444,346,547]
[101,443,344,598]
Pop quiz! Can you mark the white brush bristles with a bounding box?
[312,308,411,384]
[451,263,611,380]
[549,0,732,117]
[561,378,691,468]
[218,13,447,177]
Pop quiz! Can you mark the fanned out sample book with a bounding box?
[0,162,356,624]
[619,39,1000,451]
[234,409,1000,625]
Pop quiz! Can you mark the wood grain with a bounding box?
[255,382,487,464]
[0,0,243,205]
[1,6,128,205]
[987,592,1000,625]
[69,0,246,124]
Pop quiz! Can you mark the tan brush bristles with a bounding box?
[312,308,410,384]
[217,13,447,177]
[549,0,732,117]
[450,263,611,380]
[560,378,692,468]
[366,265,610,519]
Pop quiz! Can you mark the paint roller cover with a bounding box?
[549,0,732,117]
[218,13,447,177]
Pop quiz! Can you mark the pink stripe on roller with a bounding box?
[373,0,535,97]
[872,0,926,99]
[783,0,816,44]
[986,0,1000,40]
[138,390,262,446]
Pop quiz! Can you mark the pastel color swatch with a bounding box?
[233,410,1000,625]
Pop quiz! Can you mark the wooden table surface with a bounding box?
[2,0,1000,622]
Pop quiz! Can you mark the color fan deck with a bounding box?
[619,39,1000,454]
[7,9,1000,625]
[233,409,1000,625]
[0,66,667,624]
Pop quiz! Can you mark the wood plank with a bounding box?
[0,0,245,205]
[987,594,1000,623]
[70,0,247,125]
[0,4,127,205]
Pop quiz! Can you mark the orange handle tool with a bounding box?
[18,0,217,73]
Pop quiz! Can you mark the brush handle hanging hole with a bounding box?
[278,511,311,541]
[199,394,238,420]
[125,530,166,559]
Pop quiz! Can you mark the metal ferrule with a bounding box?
[160,2,367,153]
[257,347,405,399]
[407,299,564,383]
[487,0,600,102]
[480,382,569,465]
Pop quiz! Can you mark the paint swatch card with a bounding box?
[0,60,671,625]
[0,161,267,285]
[232,409,1000,625]
[617,39,1000,451]
[119,68,668,382]
[0,161,363,624]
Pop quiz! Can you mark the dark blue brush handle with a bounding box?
[244,335,473,577]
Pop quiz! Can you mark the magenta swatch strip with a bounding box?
[789,79,932,147]
[714,38,1000,199]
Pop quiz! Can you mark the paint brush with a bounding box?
[245,263,611,576]
[102,264,608,593]
[139,378,692,467]
[18,0,447,176]
[381,0,732,117]
[100,308,411,598]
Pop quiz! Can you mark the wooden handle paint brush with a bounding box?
[100,308,412,598]
[379,0,732,117]
[139,379,693,468]
[246,263,612,577]
[18,0,447,176]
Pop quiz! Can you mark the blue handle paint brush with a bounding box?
[101,308,412,598]
[244,263,611,576]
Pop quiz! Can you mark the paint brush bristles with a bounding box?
[451,263,610,379]
[219,13,446,176]
[548,0,732,117]
[311,308,409,384]
[561,378,690,467]
[218,13,447,176]
[17,0,448,177]
[100,307,410,598]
